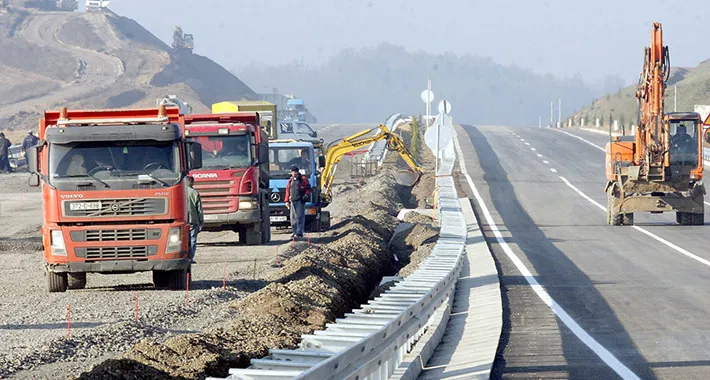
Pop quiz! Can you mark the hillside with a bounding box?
[0,5,256,141]
[570,61,710,129]
[237,43,599,125]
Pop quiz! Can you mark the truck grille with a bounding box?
[195,180,233,195]
[63,198,168,218]
[70,229,162,242]
[202,198,235,214]
[75,245,159,260]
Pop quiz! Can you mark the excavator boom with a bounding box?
[321,124,422,206]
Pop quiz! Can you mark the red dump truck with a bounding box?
[26,106,203,292]
[184,112,271,245]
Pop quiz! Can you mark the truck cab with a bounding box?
[27,106,203,292]
[184,113,271,245]
[267,141,330,232]
[277,120,320,143]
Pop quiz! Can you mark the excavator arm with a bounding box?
[321,124,422,206]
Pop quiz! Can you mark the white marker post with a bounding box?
[435,100,452,174]
[420,86,434,128]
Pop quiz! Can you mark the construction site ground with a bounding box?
[0,122,440,379]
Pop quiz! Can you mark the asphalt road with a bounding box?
[456,124,710,379]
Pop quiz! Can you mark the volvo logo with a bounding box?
[269,192,281,202]
[110,203,120,212]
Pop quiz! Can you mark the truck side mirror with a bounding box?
[27,145,40,187]
[318,155,325,169]
[259,145,269,165]
[187,141,202,170]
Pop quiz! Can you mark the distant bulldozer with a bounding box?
[172,26,194,52]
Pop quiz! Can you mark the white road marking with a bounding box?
[537,154,543,158]
[531,148,537,151]
[543,160,550,164]
[550,168,557,173]
[525,142,530,146]
[520,139,525,142]
[555,130,605,152]
[453,133,640,380]
[559,176,710,268]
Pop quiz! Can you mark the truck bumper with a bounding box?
[202,210,261,231]
[47,258,191,274]
[269,205,318,225]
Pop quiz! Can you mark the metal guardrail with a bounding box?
[209,116,466,380]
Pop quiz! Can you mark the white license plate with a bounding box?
[70,201,101,211]
[204,214,218,221]
[270,216,287,222]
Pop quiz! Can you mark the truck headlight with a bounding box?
[239,200,257,209]
[166,227,182,254]
[50,230,67,256]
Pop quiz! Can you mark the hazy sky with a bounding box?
[107,0,710,86]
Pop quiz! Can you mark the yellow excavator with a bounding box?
[321,124,423,206]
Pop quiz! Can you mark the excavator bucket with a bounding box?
[394,170,420,187]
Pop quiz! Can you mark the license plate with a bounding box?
[70,201,101,211]
[204,214,218,221]
[270,216,287,222]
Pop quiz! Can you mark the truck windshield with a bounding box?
[269,147,312,178]
[669,119,699,166]
[49,141,180,187]
[189,134,251,169]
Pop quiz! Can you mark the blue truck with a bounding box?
[267,141,330,232]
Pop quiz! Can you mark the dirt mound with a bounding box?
[77,173,403,379]
[0,8,256,133]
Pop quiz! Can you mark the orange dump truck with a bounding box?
[26,106,203,292]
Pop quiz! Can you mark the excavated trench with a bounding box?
[76,169,438,379]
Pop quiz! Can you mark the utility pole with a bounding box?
[426,79,432,127]
[550,101,553,127]
[558,98,562,128]
[538,116,542,128]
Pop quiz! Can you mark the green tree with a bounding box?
[410,115,422,161]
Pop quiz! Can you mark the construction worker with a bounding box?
[22,131,38,153]
[0,133,12,173]
[285,165,312,239]
[186,175,203,263]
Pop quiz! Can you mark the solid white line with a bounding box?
[559,176,710,268]
[556,130,605,152]
[543,160,550,164]
[453,132,640,380]
[550,168,557,173]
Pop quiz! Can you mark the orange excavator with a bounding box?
[605,22,706,226]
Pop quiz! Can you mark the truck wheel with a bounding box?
[693,213,705,225]
[607,196,622,226]
[622,213,634,226]
[153,271,169,288]
[261,203,271,244]
[320,211,331,231]
[67,273,87,290]
[676,212,683,224]
[167,266,190,290]
[47,271,68,293]
[307,218,321,233]
[680,212,694,225]
[245,223,263,245]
